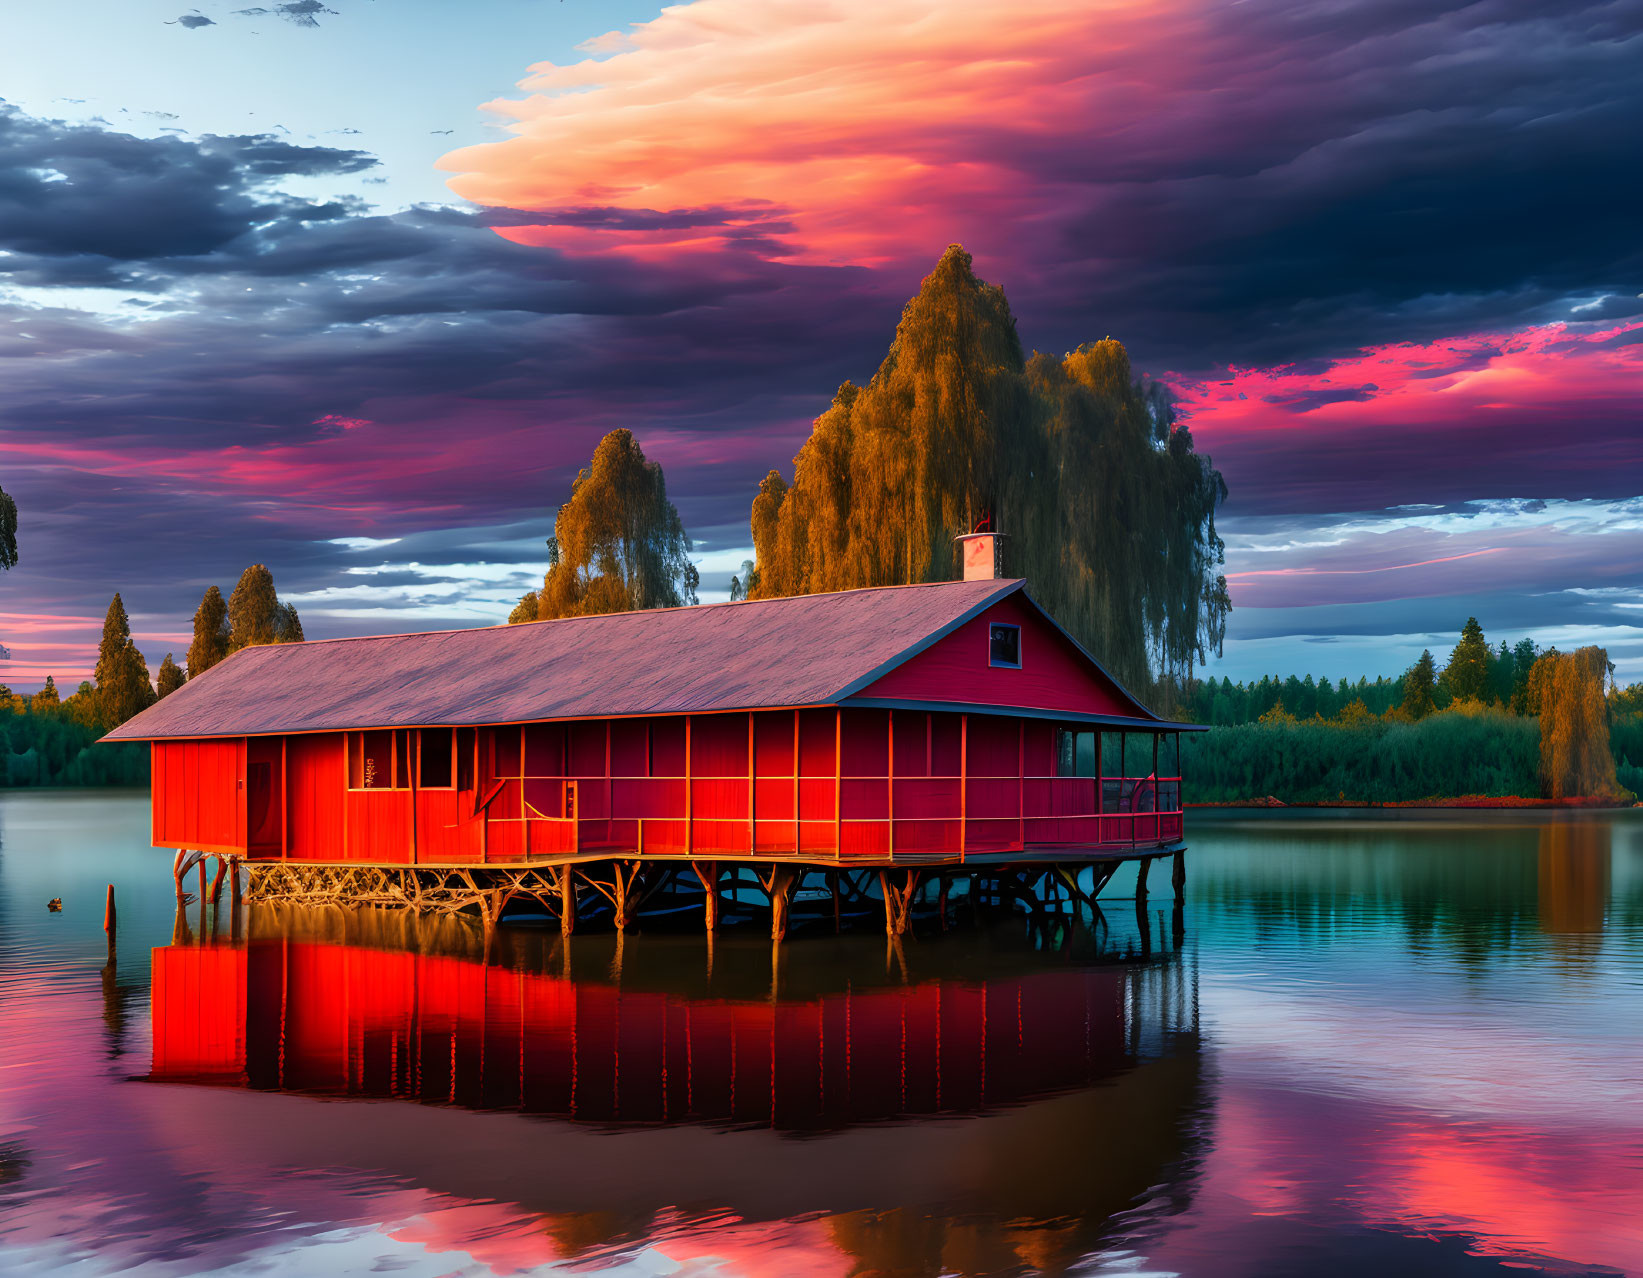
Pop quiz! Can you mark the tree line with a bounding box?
[1183,615,1638,802]
[0,565,303,787]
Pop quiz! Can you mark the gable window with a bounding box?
[989,623,1021,669]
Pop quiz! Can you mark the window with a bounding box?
[989,623,1021,668]
[419,728,454,789]
[1055,728,1098,778]
[348,730,409,789]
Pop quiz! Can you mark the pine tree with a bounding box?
[1401,650,1437,720]
[228,565,281,648]
[31,675,59,712]
[1443,617,1492,702]
[156,654,186,699]
[187,586,231,677]
[94,593,155,728]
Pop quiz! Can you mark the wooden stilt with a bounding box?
[559,867,576,936]
[830,870,842,933]
[692,860,719,931]
[1135,856,1151,900]
[937,875,951,930]
[172,849,187,901]
[764,865,798,943]
[1172,848,1186,899]
[198,859,208,906]
[208,856,228,905]
[1136,897,1152,957]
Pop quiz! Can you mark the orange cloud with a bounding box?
[440,0,1192,266]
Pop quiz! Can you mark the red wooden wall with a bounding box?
[859,593,1146,718]
[148,600,1181,865]
[152,738,247,854]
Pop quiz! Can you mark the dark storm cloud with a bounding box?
[0,104,373,272]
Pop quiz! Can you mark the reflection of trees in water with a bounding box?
[1190,817,1620,964]
[1538,822,1609,964]
[0,1143,27,1193]
[145,903,1209,1276]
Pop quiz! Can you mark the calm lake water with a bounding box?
[1,790,1640,1277]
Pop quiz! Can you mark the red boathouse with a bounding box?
[109,559,1199,937]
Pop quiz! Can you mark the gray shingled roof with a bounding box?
[106,579,1024,740]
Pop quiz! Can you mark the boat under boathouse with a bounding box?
[107,540,1201,939]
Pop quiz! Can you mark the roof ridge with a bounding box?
[243,577,1026,650]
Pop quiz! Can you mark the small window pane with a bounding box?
[989,624,1021,668]
[1056,729,1076,777]
[1075,731,1096,778]
[352,730,399,789]
[420,728,453,788]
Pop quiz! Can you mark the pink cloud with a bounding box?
[440,0,1198,268]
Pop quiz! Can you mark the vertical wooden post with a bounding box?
[886,710,894,860]
[693,860,719,931]
[409,730,419,865]
[685,716,693,856]
[198,858,208,906]
[208,855,228,904]
[1017,719,1025,851]
[879,870,895,938]
[959,714,969,860]
[1136,856,1151,899]
[833,708,842,859]
[748,713,756,857]
[280,736,288,860]
[830,869,841,932]
[172,848,187,901]
[792,710,801,856]
[767,865,797,943]
[937,874,951,930]
[559,866,576,936]
[1172,848,1186,900]
[103,884,117,949]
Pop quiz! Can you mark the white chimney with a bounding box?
[954,530,1005,581]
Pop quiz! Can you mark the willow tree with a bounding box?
[748,245,1227,695]
[1527,647,1623,799]
[523,429,698,621]
[0,483,16,571]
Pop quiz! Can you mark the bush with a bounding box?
[1182,705,1541,802]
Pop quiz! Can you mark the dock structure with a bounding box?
[106,541,1200,940]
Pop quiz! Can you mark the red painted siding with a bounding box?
[152,738,246,852]
[858,594,1150,719]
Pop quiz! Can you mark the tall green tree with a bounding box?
[187,585,231,677]
[0,483,16,570]
[1443,617,1492,702]
[746,246,1227,695]
[156,654,186,699]
[1401,650,1438,720]
[225,565,303,650]
[94,593,155,728]
[537,429,698,620]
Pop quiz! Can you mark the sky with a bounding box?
[0,0,1639,693]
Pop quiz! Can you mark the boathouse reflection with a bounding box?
[146,907,1204,1273]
